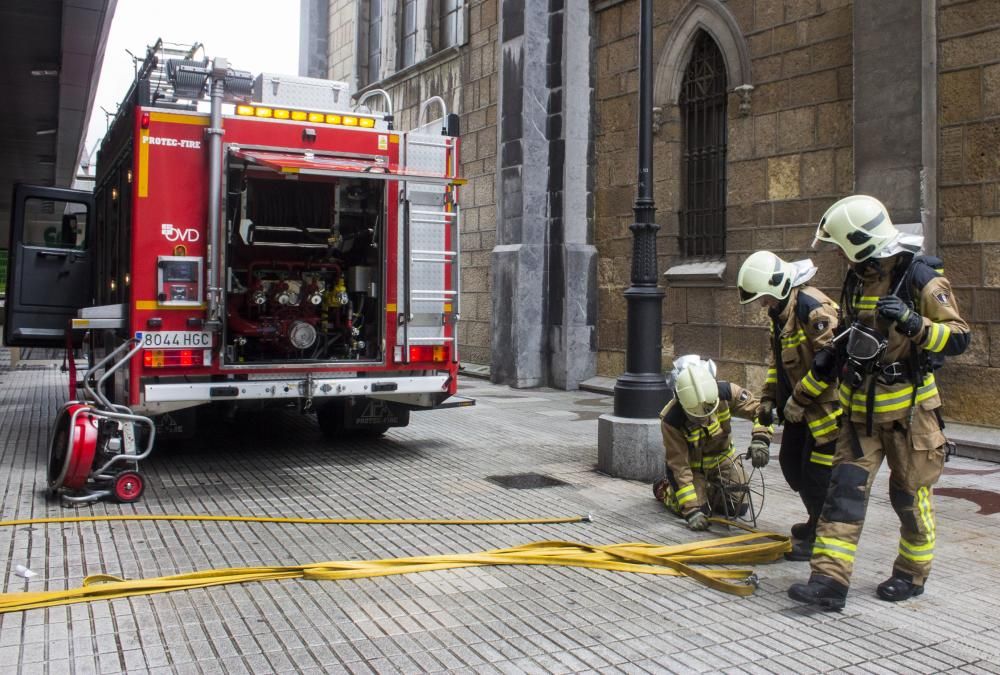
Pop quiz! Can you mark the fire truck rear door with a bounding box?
[3,185,94,347]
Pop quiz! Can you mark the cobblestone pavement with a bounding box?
[2,352,1000,674]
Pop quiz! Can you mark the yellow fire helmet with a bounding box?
[737,251,794,304]
[674,361,719,418]
[814,195,898,262]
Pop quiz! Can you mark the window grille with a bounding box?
[679,31,728,258]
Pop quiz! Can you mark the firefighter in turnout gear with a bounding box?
[788,195,971,611]
[654,357,774,530]
[738,251,841,560]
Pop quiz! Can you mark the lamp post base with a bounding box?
[597,413,664,482]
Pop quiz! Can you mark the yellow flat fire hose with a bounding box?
[0,515,789,614]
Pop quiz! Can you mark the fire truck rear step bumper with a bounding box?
[142,375,450,403]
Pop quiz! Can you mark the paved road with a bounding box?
[2,352,1000,673]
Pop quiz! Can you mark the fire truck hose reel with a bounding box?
[0,515,789,613]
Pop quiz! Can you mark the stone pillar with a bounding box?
[492,0,597,390]
[854,0,936,248]
[549,0,598,390]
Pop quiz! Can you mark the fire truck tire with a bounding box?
[315,400,346,438]
[112,471,145,503]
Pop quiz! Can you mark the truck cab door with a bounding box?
[4,185,94,347]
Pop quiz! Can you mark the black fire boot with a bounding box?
[786,497,821,560]
[876,573,924,602]
[784,537,815,561]
[788,574,848,611]
[790,521,813,540]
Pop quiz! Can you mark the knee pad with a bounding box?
[889,486,921,532]
[822,463,869,523]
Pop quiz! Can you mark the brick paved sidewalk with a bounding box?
[1,352,1000,673]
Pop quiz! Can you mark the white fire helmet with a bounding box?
[737,251,795,304]
[814,195,899,263]
[674,361,719,418]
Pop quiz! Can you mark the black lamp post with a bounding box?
[613,0,670,419]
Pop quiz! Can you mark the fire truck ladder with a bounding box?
[399,96,461,364]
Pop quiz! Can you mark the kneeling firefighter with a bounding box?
[737,251,841,560]
[655,356,773,530]
[788,195,971,611]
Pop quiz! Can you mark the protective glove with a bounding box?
[876,295,923,338]
[686,510,710,531]
[783,395,807,423]
[747,439,770,468]
[755,399,775,427]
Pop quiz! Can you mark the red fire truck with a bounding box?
[4,42,466,503]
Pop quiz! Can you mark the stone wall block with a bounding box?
[674,324,721,359]
[972,216,1000,242]
[940,68,983,125]
[785,70,839,107]
[722,326,769,362]
[940,217,973,245]
[801,149,835,196]
[755,113,779,156]
[965,121,1000,182]
[940,29,1000,70]
[940,185,981,217]
[777,107,816,153]
[768,155,801,200]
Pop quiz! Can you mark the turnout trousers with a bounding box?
[809,407,946,588]
[779,421,834,520]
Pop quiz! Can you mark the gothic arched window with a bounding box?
[680,31,728,258]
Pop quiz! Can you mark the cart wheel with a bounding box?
[113,471,144,503]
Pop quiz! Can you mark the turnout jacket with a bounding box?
[660,382,773,516]
[762,285,842,445]
[834,253,970,429]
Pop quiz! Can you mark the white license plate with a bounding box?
[138,331,212,349]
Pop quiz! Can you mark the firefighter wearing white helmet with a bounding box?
[653,357,773,531]
[788,195,971,611]
[737,251,841,561]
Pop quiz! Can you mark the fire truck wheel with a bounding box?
[315,400,346,438]
[112,471,145,503]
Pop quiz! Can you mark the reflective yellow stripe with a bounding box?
[809,450,834,466]
[917,486,935,543]
[854,296,879,310]
[765,368,777,385]
[815,536,856,551]
[717,409,731,423]
[781,330,807,348]
[812,546,855,563]
[808,408,842,441]
[813,536,856,562]
[801,370,828,397]
[838,375,937,414]
[675,484,697,505]
[706,420,721,437]
[924,323,951,353]
[898,534,934,562]
[702,448,735,470]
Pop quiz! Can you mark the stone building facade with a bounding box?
[302,0,1000,425]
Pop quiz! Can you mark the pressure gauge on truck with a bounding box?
[156,256,203,306]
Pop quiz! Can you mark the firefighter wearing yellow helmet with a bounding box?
[654,357,773,530]
[788,195,971,611]
[737,251,841,560]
